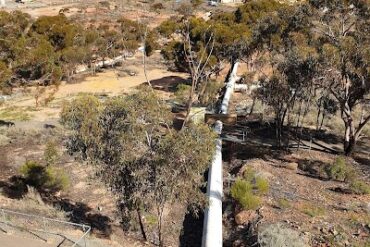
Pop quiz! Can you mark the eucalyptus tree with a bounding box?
[60,87,215,246]
[310,0,370,155]
[255,3,317,146]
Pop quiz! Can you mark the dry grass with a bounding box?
[1,187,65,220]
[0,106,32,121]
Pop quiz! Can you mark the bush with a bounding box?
[231,168,270,210]
[174,84,191,105]
[231,178,262,210]
[151,2,164,12]
[20,161,69,192]
[199,80,223,106]
[243,167,269,194]
[239,192,261,210]
[301,203,326,217]
[255,177,269,195]
[231,179,253,200]
[277,198,290,209]
[325,156,356,182]
[349,181,370,195]
[44,140,60,166]
[157,19,179,38]
[258,223,307,247]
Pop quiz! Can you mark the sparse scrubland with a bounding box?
[0,0,369,247]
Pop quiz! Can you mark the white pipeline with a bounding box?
[202,62,239,247]
[202,120,223,247]
[220,62,239,114]
[76,55,125,73]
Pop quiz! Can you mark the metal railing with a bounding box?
[0,208,91,247]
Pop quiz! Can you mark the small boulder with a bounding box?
[235,210,257,225]
[284,162,298,171]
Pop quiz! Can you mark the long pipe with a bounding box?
[202,62,239,247]
[76,55,125,73]
[201,120,223,247]
[220,62,239,114]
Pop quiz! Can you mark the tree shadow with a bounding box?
[222,195,260,247]
[223,120,343,155]
[354,138,370,166]
[0,177,112,238]
[0,119,15,127]
[46,197,113,238]
[149,76,189,93]
[0,176,28,199]
[328,186,352,194]
[223,224,258,247]
[179,207,204,247]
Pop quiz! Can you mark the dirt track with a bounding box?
[0,233,53,247]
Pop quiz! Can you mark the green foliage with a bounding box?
[231,167,270,210]
[0,12,144,89]
[0,61,11,93]
[175,83,191,105]
[231,179,253,201]
[255,177,269,195]
[44,140,60,166]
[145,31,159,57]
[60,94,100,157]
[157,19,179,38]
[20,161,69,192]
[199,80,223,106]
[302,203,325,217]
[276,198,291,209]
[231,179,260,210]
[235,0,283,24]
[60,87,216,245]
[145,214,158,226]
[239,192,261,211]
[32,14,80,50]
[243,167,256,182]
[325,157,356,182]
[0,106,32,121]
[349,181,370,195]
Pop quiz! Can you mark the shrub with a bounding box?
[157,19,179,38]
[231,179,260,210]
[325,156,356,182]
[44,140,60,166]
[20,161,69,192]
[255,177,269,195]
[349,181,370,195]
[174,84,191,105]
[301,203,325,217]
[243,166,256,182]
[199,80,223,106]
[231,168,270,210]
[231,179,253,200]
[239,191,261,210]
[277,198,290,209]
[258,223,307,247]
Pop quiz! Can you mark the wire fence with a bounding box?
[0,208,91,247]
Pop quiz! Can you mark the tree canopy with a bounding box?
[60,87,216,246]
